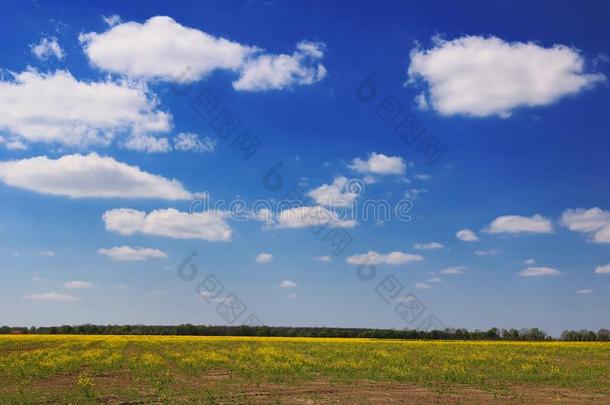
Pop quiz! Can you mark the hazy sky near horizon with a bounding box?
[0,0,609,336]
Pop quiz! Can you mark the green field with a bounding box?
[1,335,609,404]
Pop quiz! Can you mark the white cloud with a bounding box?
[307,177,361,207]
[415,282,431,290]
[595,263,610,274]
[233,41,327,91]
[407,35,605,117]
[1,138,28,150]
[276,206,356,229]
[474,249,500,256]
[561,208,610,232]
[518,266,560,277]
[122,134,171,153]
[440,266,466,275]
[576,289,593,294]
[561,208,610,244]
[0,70,171,150]
[413,242,443,250]
[30,37,65,60]
[24,292,78,302]
[102,14,122,27]
[98,246,167,261]
[349,153,406,176]
[314,255,332,262]
[456,228,479,242]
[523,258,536,265]
[278,280,297,288]
[80,16,326,91]
[174,132,216,152]
[32,277,46,283]
[346,251,424,265]
[103,208,232,241]
[415,92,429,110]
[80,16,254,82]
[64,280,95,289]
[0,153,195,200]
[255,252,273,263]
[40,250,55,256]
[485,214,553,234]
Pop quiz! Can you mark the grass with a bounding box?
[1,335,609,403]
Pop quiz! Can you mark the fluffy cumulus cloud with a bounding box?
[456,228,479,242]
[518,266,560,277]
[413,242,444,250]
[173,132,216,152]
[80,16,254,82]
[24,292,79,302]
[484,214,553,234]
[346,251,424,265]
[275,206,356,229]
[30,36,65,60]
[0,153,195,200]
[98,246,167,261]
[595,263,610,274]
[255,252,273,263]
[80,16,326,91]
[0,70,171,150]
[103,208,232,241]
[64,280,95,289]
[561,208,610,244]
[407,36,605,117]
[307,176,362,207]
[349,153,406,176]
[233,41,327,91]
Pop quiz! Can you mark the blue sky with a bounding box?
[0,0,609,336]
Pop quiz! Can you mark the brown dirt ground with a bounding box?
[13,371,610,404]
[236,380,610,404]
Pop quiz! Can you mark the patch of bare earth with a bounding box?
[233,381,610,404]
[7,371,610,404]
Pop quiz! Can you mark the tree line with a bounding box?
[1,324,609,341]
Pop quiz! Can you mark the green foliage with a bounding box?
[4,324,608,341]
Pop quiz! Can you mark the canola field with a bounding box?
[1,335,609,404]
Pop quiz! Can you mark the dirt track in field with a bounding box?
[234,380,609,404]
[26,371,610,404]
